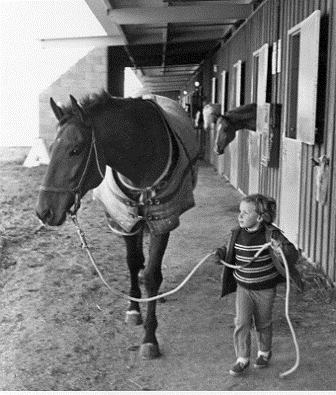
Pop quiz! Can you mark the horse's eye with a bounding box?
[70,147,81,156]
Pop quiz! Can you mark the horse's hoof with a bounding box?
[125,310,143,326]
[140,343,161,359]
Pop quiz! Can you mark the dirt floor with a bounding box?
[1,147,336,391]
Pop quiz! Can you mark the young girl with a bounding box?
[215,194,303,377]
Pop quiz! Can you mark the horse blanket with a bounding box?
[92,95,199,236]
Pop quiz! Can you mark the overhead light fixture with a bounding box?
[194,81,200,87]
[183,90,187,95]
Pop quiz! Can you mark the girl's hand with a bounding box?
[213,247,226,265]
[270,238,282,251]
[213,249,222,265]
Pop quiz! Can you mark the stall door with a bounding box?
[280,139,302,245]
[230,60,242,189]
[279,11,320,246]
[217,70,227,176]
[249,43,269,194]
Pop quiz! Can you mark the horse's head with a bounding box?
[36,95,106,226]
[214,116,236,155]
[202,103,221,131]
[213,103,257,154]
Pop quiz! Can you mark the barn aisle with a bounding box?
[1,157,336,391]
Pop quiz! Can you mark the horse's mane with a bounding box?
[59,90,141,120]
[224,103,256,122]
[202,103,257,132]
[203,103,221,116]
[203,103,256,118]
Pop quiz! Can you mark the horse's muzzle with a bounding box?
[36,205,66,226]
[213,147,224,155]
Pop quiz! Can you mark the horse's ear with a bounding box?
[50,97,64,121]
[69,95,86,123]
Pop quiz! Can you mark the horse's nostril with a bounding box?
[36,208,53,223]
[45,208,53,222]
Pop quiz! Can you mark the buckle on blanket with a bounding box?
[130,214,144,220]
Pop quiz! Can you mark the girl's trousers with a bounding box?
[234,285,276,359]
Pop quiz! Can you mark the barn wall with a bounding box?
[328,0,336,283]
[187,0,336,281]
[39,47,108,147]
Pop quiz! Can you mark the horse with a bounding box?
[202,103,257,154]
[36,91,199,359]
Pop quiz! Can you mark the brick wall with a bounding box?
[39,47,108,146]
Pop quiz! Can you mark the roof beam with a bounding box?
[39,32,224,48]
[147,81,190,86]
[142,77,191,83]
[161,24,168,70]
[107,5,253,24]
[146,86,185,92]
[39,35,124,48]
[84,0,121,37]
[163,0,251,2]
[140,65,199,71]
[86,0,150,78]
[130,30,224,45]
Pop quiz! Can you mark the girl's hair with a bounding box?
[242,194,277,224]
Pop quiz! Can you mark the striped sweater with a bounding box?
[233,227,281,290]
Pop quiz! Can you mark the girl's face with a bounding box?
[238,201,263,231]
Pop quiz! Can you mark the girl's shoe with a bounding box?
[254,351,272,368]
[229,360,250,376]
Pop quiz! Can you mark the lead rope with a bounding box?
[70,214,213,303]
[276,246,300,378]
[71,215,299,377]
[219,241,300,379]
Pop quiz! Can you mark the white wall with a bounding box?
[124,68,144,98]
[0,0,106,147]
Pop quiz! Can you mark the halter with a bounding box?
[40,126,105,215]
[214,114,236,154]
[218,113,235,129]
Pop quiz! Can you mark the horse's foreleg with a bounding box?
[140,232,170,359]
[123,229,145,325]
